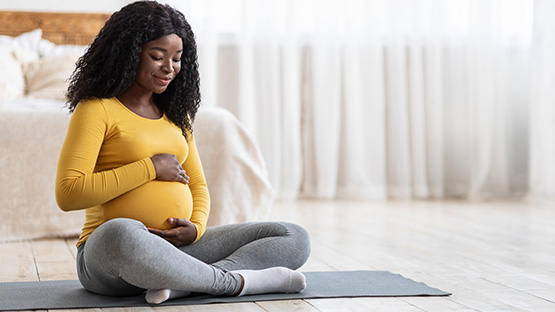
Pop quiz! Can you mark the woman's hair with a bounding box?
[66,0,200,136]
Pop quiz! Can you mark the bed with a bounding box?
[0,11,273,242]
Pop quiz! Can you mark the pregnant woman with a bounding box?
[55,1,310,304]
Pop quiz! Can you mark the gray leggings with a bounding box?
[76,218,310,297]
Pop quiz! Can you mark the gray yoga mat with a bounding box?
[0,271,450,311]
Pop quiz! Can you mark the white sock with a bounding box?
[232,267,306,296]
[145,289,191,304]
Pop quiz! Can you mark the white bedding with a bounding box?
[1,97,66,110]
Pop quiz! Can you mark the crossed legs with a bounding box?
[77,218,311,302]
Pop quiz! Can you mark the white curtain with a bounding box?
[529,0,555,201]
[161,0,542,200]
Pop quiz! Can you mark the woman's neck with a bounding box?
[117,83,162,119]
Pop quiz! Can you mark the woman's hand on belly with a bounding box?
[151,154,189,184]
[147,217,197,247]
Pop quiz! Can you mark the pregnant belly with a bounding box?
[102,181,193,230]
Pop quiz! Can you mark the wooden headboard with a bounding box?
[0,11,111,45]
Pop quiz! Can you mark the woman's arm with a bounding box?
[182,133,210,242]
[55,101,156,211]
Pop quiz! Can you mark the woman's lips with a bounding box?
[155,76,172,85]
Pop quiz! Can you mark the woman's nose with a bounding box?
[161,60,172,73]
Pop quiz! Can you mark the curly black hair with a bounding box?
[66,0,200,137]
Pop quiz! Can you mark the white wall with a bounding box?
[0,0,133,13]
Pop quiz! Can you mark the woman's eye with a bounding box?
[173,59,181,63]
[151,56,163,61]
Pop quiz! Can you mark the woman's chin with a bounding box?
[153,88,168,94]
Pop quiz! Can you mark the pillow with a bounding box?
[0,29,43,53]
[0,46,26,101]
[38,41,88,57]
[12,48,40,63]
[0,30,43,103]
[23,53,82,100]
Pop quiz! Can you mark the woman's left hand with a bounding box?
[147,218,197,247]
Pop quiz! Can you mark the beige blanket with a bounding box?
[195,106,274,227]
[0,106,272,242]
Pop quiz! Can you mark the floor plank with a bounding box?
[152,302,266,311]
[31,238,78,281]
[305,297,423,312]
[66,238,80,259]
[256,299,320,311]
[0,241,38,282]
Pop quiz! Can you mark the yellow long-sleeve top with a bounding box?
[55,97,210,247]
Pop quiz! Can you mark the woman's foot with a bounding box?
[232,267,306,296]
[145,289,190,304]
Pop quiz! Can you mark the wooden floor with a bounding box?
[1,199,555,311]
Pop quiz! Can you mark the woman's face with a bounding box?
[135,34,183,94]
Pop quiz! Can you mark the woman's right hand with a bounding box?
[150,154,189,184]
